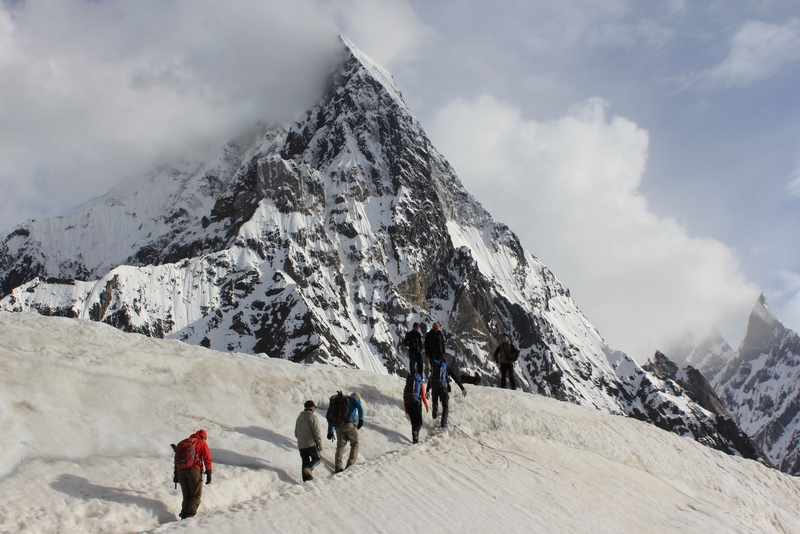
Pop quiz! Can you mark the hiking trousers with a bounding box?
[431,386,450,427]
[409,350,423,377]
[335,422,359,471]
[499,363,516,390]
[299,446,321,479]
[407,401,423,441]
[177,467,203,518]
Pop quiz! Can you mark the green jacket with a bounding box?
[294,410,322,449]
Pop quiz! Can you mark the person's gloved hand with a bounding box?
[462,388,467,397]
[327,432,335,441]
[357,419,364,429]
[173,470,178,484]
[205,470,212,485]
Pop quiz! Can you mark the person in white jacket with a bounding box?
[294,400,323,481]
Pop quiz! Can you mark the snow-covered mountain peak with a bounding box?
[750,292,778,327]
[0,38,767,466]
[715,294,800,474]
[739,293,785,361]
[665,325,734,384]
[338,35,405,105]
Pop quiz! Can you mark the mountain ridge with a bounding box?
[714,294,800,474]
[0,37,767,463]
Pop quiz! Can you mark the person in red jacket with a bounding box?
[173,429,213,519]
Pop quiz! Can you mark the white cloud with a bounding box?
[693,18,800,88]
[788,162,800,198]
[0,0,430,232]
[0,0,343,229]
[331,0,434,68]
[427,95,759,361]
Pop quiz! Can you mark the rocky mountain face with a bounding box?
[643,351,769,465]
[0,37,765,463]
[714,294,800,474]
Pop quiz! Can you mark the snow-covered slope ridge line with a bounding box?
[0,37,763,461]
[0,312,798,534]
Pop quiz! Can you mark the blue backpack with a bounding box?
[430,360,447,388]
[404,374,423,404]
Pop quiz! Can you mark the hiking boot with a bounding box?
[302,467,313,481]
[334,468,344,474]
[412,432,419,444]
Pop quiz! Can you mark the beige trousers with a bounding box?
[334,422,360,471]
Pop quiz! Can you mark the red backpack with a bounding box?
[173,437,200,469]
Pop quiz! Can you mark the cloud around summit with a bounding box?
[0,0,342,231]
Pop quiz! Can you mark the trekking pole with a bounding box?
[171,444,178,489]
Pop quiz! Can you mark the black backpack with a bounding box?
[326,391,351,428]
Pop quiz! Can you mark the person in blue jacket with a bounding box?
[326,392,365,473]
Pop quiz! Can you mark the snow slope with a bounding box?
[1,312,798,534]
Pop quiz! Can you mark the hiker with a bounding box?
[424,321,445,370]
[460,373,482,386]
[172,429,212,520]
[428,354,466,429]
[294,400,323,482]
[403,322,424,377]
[403,373,429,443]
[493,334,520,390]
[326,391,365,473]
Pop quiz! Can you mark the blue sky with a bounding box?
[1,0,799,361]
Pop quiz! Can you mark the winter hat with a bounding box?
[197,429,208,440]
[350,392,361,400]
[304,400,316,410]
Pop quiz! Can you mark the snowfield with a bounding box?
[1,311,799,534]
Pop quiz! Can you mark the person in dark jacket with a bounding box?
[173,429,212,520]
[294,400,323,482]
[403,322,424,377]
[326,392,365,473]
[424,321,445,369]
[402,373,429,443]
[427,355,466,429]
[493,334,520,390]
